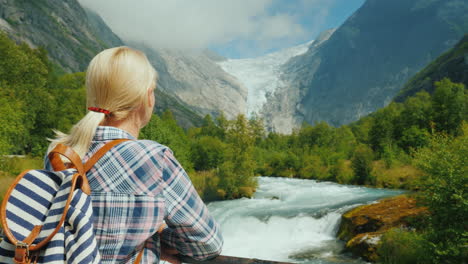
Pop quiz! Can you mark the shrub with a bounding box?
[189,170,220,202]
[413,124,468,263]
[330,159,354,184]
[299,154,330,180]
[377,228,430,264]
[351,145,374,185]
[371,160,424,189]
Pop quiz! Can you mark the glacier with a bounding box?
[217,41,313,118]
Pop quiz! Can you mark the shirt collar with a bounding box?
[93,126,136,141]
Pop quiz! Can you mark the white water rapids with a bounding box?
[208,177,405,264]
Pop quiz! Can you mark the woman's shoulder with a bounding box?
[117,139,173,159]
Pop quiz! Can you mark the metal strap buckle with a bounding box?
[15,241,29,258]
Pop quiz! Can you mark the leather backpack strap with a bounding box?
[48,144,85,175]
[134,246,144,264]
[84,139,130,172]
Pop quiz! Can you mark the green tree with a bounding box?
[431,78,466,136]
[399,125,430,152]
[141,111,193,171]
[334,126,357,159]
[297,121,335,148]
[414,124,468,263]
[215,112,228,140]
[0,33,52,154]
[248,117,265,144]
[52,73,87,132]
[200,114,221,138]
[218,114,257,198]
[350,116,373,145]
[0,86,26,154]
[399,91,432,132]
[351,144,374,185]
[330,159,354,184]
[190,136,226,171]
[300,154,329,180]
[369,103,402,157]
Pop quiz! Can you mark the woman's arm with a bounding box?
[159,148,223,261]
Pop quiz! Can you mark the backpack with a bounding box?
[0,139,143,264]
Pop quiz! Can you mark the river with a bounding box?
[208,177,405,264]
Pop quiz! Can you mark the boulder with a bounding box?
[338,195,428,261]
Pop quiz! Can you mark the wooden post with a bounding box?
[180,255,294,264]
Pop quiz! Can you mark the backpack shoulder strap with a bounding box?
[48,144,85,175]
[84,139,130,172]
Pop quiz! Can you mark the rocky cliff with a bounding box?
[0,0,122,72]
[135,44,248,120]
[283,0,468,127]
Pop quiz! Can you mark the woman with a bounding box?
[46,47,223,263]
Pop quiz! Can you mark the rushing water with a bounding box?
[208,177,405,264]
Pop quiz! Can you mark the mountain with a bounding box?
[0,0,203,127]
[153,89,203,128]
[133,44,248,120]
[0,0,123,72]
[280,0,468,128]
[217,39,314,118]
[394,34,468,102]
[260,29,336,133]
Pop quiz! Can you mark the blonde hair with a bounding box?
[49,46,157,157]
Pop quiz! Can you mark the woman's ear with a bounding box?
[148,87,155,108]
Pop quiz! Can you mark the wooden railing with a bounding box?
[180,255,294,264]
[0,232,294,264]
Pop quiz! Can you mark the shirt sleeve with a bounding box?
[159,148,223,261]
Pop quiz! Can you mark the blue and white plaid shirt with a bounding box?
[45,126,223,263]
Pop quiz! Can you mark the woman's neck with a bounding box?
[102,114,141,139]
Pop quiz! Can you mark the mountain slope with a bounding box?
[260,29,335,133]
[0,0,123,72]
[285,0,468,127]
[134,44,248,120]
[0,0,203,127]
[394,34,468,102]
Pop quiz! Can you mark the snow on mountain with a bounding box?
[217,41,313,117]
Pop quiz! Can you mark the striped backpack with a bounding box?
[0,139,141,264]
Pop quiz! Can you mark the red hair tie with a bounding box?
[88,107,110,115]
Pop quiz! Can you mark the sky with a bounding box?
[78,0,365,59]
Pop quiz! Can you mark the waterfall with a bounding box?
[208,177,404,263]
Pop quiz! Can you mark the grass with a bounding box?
[0,156,43,202]
[371,160,424,190]
[0,173,16,204]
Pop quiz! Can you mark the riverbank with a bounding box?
[337,194,428,262]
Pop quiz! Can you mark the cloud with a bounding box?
[78,0,335,57]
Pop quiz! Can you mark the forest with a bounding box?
[0,32,466,263]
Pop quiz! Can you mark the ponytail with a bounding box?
[48,111,106,158]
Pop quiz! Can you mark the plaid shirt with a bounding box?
[45,126,223,263]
